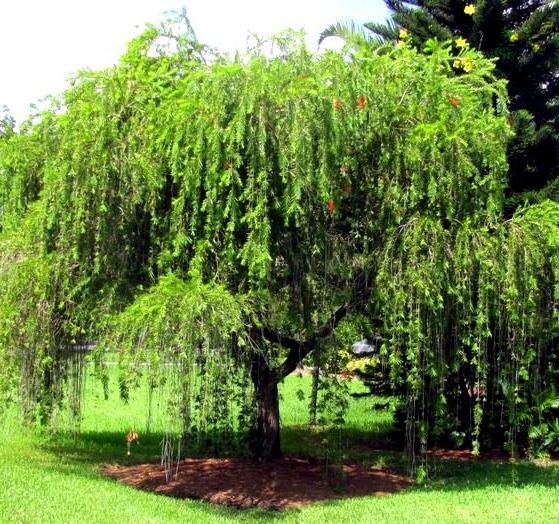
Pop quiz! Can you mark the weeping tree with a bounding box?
[1,21,558,461]
[376,203,559,456]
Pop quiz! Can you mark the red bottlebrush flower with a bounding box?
[327,198,336,213]
[449,96,460,107]
[333,98,342,110]
[357,95,366,109]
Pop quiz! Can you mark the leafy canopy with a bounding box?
[360,0,559,196]
[1,24,556,458]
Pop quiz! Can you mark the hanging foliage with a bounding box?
[97,272,249,451]
[0,205,81,425]
[1,18,557,463]
[375,200,559,458]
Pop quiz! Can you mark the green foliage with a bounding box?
[1,16,555,463]
[103,273,245,372]
[375,199,559,457]
[363,0,559,195]
[0,106,14,139]
[0,210,58,421]
[98,273,250,450]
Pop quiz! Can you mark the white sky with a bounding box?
[0,1,388,124]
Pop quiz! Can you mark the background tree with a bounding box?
[0,106,15,139]
[322,1,559,200]
[1,21,558,464]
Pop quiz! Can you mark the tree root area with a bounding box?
[102,456,412,510]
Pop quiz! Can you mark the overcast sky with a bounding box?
[0,1,388,124]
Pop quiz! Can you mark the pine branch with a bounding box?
[363,20,399,41]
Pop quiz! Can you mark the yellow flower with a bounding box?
[510,32,519,42]
[399,28,409,40]
[453,59,462,69]
[397,39,406,47]
[464,4,476,15]
[456,37,468,48]
[532,42,541,52]
[462,57,473,73]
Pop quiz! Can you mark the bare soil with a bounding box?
[102,456,413,511]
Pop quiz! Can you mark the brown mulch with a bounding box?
[102,456,413,511]
[427,448,519,461]
[428,448,495,461]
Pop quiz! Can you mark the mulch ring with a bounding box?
[102,456,413,511]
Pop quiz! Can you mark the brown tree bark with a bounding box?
[248,276,371,460]
[250,354,282,460]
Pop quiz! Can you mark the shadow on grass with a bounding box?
[36,430,281,521]
[42,411,398,466]
[421,457,559,491]
[39,422,559,509]
[281,423,408,471]
[40,428,255,468]
[41,430,163,464]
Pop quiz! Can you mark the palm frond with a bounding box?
[318,19,374,47]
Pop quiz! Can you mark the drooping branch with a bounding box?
[250,274,372,382]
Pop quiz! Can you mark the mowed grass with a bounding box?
[1,366,559,523]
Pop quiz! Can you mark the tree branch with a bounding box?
[251,274,372,382]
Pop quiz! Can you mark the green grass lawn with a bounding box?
[1,367,559,523]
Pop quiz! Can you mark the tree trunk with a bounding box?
[247,284,363,459]
[251,356,282,460]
